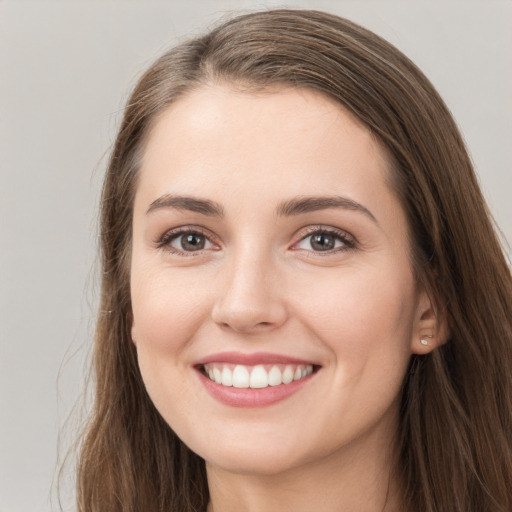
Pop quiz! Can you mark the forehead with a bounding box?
[136,85,400,222]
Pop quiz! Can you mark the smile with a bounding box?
[195,353,320,407]
[203,363,314,389]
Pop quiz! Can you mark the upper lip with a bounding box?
[194,351,320,367]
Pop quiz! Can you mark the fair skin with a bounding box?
[130,84,440,512]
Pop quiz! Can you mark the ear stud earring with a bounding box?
[420,334,433,346]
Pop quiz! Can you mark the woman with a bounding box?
[77,9,512,512]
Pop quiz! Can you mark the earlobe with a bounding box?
[411,289,450,355]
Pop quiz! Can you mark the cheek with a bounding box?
[130,267,215,429]
[299,264,414,334]
[294,265,416,383]
[130,266,213,408]
[131,265,209,350]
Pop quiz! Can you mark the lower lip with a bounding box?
[196,369,316,408]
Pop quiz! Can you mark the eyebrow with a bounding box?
[146,193,376,223]
[275,195,377,223]
[146,194,224,217]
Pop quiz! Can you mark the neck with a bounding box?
[206,426,404,512]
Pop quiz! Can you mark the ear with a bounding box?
[411,287,450,355]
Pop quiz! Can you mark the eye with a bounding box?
[157,228,217,254]
[293,228,354,253]
[173,232,212,251]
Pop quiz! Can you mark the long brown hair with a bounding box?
[77,9,512,511]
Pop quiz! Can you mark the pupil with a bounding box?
[311,234,334,251]
[182,234,205,251]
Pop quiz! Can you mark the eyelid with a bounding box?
[156,225,221,254]
[290,225,357,252]
[154,224,356,256]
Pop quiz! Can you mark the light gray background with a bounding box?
[1,1,510,511]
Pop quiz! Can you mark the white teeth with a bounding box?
[232,365,250,388]
[204,363,314,388]
[213,367,222,384]
[268,365,282,386]
[282,365,294,384]
[249,365,268,388]
[221,366,232,386]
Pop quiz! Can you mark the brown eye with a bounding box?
[179,233,206,251]
[294,229,353,253]
[310,233,336,251]
[165,231,214,252]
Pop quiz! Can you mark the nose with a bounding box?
[211,247,288,334]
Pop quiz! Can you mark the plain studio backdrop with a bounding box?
[0,1,510,511]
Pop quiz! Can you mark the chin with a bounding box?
[189,425,328,478]
[203,445,304,476]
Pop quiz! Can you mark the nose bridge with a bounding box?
[211,240,287,332]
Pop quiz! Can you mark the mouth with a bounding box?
[193,352,321,407]
[199,362,317,389]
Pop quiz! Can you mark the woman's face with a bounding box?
[130,85,434,476]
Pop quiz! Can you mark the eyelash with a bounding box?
[293,226,356,255]
[156,225,356,256]
[156,226,219,256]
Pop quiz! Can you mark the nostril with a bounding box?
[215,316,281,334]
